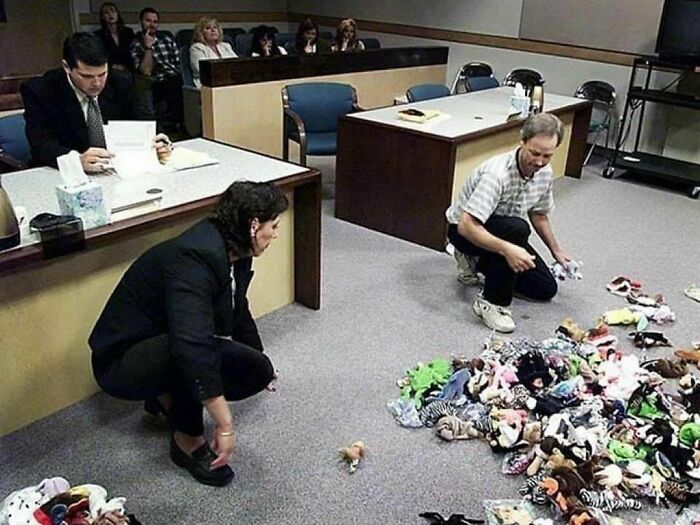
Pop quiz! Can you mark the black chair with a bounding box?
[503,68,544,95]
[320,31,333,42]
[223,27,245,42]
[157,30,175,41]
[359,38,380,49]
[276,32,296,52]
[234,33,254,56]
[574,80,616,165]
[175,29,193,49]
[451,61,494,94]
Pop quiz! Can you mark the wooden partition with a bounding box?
[200,47,449,157]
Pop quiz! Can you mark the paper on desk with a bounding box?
[104,121,164,179]
[57,151,89,187]
[163,147,219,171]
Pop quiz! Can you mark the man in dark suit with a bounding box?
[21,32,169,173]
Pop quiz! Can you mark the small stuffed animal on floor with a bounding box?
[339,441,366,473]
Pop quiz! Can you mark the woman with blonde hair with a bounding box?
[189,17,237,89]
[332,18,365,52]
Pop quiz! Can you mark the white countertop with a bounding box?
[347,86,585,139]
[1,138,309,250]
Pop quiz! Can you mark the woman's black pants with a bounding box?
[94,335,274,437]
[447,215,557,307]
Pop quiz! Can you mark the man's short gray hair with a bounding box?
[520,113,564,146]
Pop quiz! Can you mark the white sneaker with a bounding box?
[454,249,479,286]
[472,294,516,333]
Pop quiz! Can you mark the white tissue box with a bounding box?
[55,182,109,229]
[508,95,530,118]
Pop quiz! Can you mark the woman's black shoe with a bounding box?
[169,436,235,487]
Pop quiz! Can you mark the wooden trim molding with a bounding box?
[289,12,639,67]
[79,11,289,26]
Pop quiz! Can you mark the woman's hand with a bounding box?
[210,428,236,469]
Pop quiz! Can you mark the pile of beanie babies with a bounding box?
[0,477,140,525]
[389,306,700,524]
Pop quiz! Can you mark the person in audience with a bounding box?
[89,181,286,487]
[93,2,135,71]
[189,17,237,89]
[292,18,329,55]
[130,7,183,132]
[250,25,287,57]
[445,113,573,333]
[331,18,365,52]
[21,32,171,172]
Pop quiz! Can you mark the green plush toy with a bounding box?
[400,358,452,409]
[679,422,700,447]
[607,439,646,463]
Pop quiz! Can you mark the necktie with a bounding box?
[86,97,106,149]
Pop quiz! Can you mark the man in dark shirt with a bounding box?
[130,7,184,132]
[21,32,170,172]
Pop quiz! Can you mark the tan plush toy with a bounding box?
[339,441,366,473]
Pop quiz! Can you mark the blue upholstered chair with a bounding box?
[451,61,494,93]
[175,29,194,49]
[234,33,254,56]
[359,38,380,49]
[276,32,296,52]
[281,82,360,166]
[0,113,30,172]
[574,80,616,165]
[466,76,500,92]
[406,84,451,103]
[223,27,245,43]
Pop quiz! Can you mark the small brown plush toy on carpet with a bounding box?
[339,441,366,473]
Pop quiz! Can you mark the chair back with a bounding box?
[157,30,175,41]
[283,83,356,133]
[320,31,333,42]
[223,27,245,42]
[503,68,544,94]
[235,33,254,56]
[574,80,616,107]
[466,76,500,92]
[179,46,195,87]
[175,29,193,48]
[0,113,30,165]
[406,84,451,102]
[575,80,616,127]
[359,38,381,49]
[276,32,296,51]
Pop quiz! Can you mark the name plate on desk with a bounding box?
[200,47,449,87]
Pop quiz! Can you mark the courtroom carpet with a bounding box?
[1,157,698,524]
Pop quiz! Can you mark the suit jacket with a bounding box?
[20,68,132,168]
[89,219,263,401]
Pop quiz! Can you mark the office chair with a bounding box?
[179,47,202,137]
[465,76,500,92]
[503,68,544,95]
[175,29,194,49]
[406,84,451,103]
[223,27,246,43]
[0,113,30,172]
[574,80,616,165]
[282,82,360,166]
[451,61,494,94]
[359,38,381,49]
[275,32,296,52]
[234,33,254,56]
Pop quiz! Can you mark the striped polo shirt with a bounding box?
[445,148,554,225]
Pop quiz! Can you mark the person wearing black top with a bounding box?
[93,2,135,71]
[89,181,286,487]
[292,18,330,55]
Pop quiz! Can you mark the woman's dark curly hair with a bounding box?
[210,181,288,258]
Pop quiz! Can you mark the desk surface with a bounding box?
[2,138,309,251]
[346,86,587,140]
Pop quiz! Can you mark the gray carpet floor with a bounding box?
[1,158,699,524]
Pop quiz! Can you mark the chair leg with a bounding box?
[584,128,603,166]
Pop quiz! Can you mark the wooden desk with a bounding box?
[336,87,592,250]
[0,139,321,435]
[200,47,448,158]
